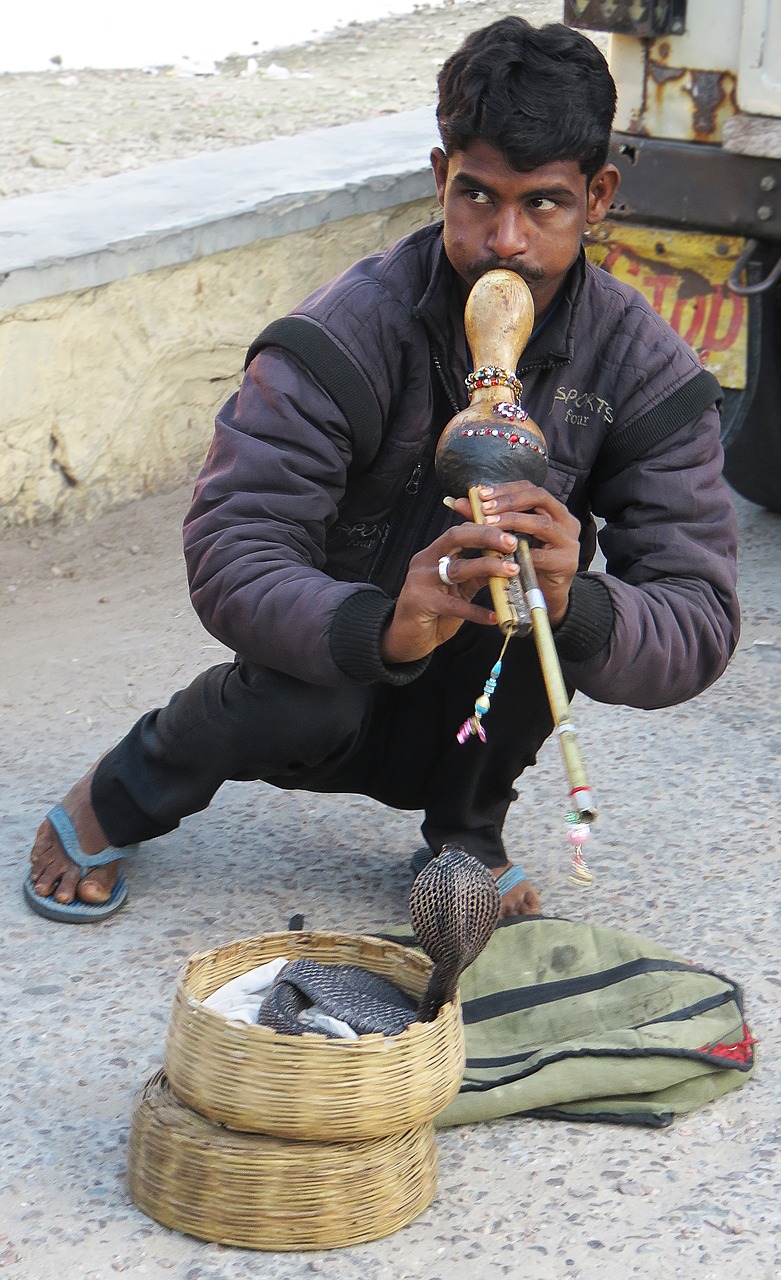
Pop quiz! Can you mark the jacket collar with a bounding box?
[413,225,471,409]
[519,252,585,373]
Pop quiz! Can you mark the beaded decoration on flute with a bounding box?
[460,423,548,457]
[465,365,524,400]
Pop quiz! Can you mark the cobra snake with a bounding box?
[257,845,500,1036]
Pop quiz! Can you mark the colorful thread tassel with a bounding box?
[566,817,594,886]
[456,635,510,745]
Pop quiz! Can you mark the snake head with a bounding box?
[410,844,500,1021]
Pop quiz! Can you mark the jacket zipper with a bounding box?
[432,351,461,416]
[369,456,448,597]
[406,462,423,495]
[368,349,461,596]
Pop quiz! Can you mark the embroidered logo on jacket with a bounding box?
[554,386,614,426]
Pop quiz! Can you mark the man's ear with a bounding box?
[430,147,449,206]
[586,163,620,225]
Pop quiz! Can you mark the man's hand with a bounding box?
[451,481,581,627]
[379,481,581,666]
[380,523,521,665]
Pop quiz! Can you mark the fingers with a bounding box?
[486,486,578,543]
[382,524,527,665]
[436,523,522,563]
[433,535,521,594]
[449,482,579,546]
[444,485,579,629]
[447,485,580,609]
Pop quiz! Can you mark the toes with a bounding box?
[497,883,542,919]
[30,837,72,898]
[77,868,116,905]
[32,873,61,899]
[520,886,541,915]
[29,814,116,905]
[29,823,58,878]
[31,860,73,900]
[51,864,83,904]
[30,854,62,891]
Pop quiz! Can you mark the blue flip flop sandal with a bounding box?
[23,803,137,923]
[410,847,528,897]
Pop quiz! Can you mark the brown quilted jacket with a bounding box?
[183,222,739,708]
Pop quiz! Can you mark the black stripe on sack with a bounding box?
[461,957,703,1023]
[592,368,722,485]
[525,1106,674,1129]
[244,316,383,473]
[637,989,741,1028]
[459,1042,755,1093]
[464,993,741,1070]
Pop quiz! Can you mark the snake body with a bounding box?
[256,960,418,1037]
[257,845,500,1036]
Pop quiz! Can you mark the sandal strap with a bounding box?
[47,803,137,870]
[495,864,527,897]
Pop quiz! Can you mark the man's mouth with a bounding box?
[468,257,545,286]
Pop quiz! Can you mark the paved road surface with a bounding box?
[1,481,779,1279]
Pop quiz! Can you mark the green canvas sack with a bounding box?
[386,916,755,1128]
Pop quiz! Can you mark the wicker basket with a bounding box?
[163,930,464,1140]
[128,1070,438,1250]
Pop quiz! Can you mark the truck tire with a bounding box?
[720,242,781,513]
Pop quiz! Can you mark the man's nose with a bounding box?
[487,208,529,260]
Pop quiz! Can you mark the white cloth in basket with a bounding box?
[202,956,358,1037]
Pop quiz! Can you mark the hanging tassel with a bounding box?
[566,817,594,886]
[456,634,510,745]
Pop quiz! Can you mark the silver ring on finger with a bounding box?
[438,555,454,585]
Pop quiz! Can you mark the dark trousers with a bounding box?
[91,624,556,867]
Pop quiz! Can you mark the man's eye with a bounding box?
[529,197,557,212]
[466,189,491,204]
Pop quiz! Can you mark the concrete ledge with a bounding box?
[0,109,440,529]
[0,108,437,311]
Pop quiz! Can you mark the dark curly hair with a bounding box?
[437,17,617,182]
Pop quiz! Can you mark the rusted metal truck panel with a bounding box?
[565,0,781,510]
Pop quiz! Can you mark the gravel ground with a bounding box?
[0,0,601,198]
[2,483,780,1279]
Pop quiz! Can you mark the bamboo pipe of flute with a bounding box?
[467,488,531,637]
[514,537,597,822]
[467,491,595,822]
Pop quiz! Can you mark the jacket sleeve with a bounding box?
[553,402,740,709]
[182,348,424,688]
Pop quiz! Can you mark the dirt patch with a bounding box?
[0,0,597,197]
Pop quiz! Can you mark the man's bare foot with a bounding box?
[28,765,120,905]
[490,862,541,919]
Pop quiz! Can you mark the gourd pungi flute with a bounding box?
[434,270,597,879]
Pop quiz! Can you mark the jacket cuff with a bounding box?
[329,589,431,685]
[553,573,614,662]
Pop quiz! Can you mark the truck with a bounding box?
[564,0,781,511]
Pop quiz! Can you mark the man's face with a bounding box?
[431,141,618,315]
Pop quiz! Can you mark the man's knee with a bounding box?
[232,662,372,777]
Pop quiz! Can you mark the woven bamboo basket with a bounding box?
[128,1071,438,1250]
[163,930,465,1140]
